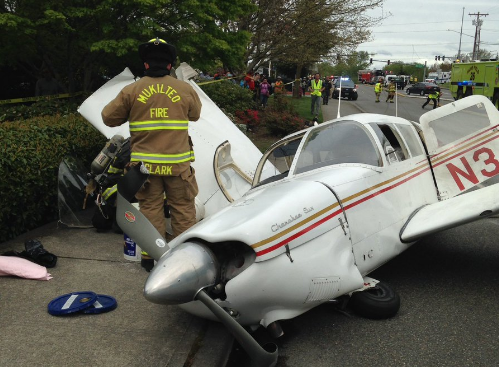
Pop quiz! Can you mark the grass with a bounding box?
[247,95,322,153]
[288,95,324,122]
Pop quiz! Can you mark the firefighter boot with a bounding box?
[141,253,154,272]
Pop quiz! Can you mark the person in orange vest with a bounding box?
[101,37,202,271]
[274,77,284,97]
[309,73,324,116]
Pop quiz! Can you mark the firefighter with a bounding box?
[374,77,383,102]
[101,37,202,271]
[386,80,396,103]
[422,90,440,109]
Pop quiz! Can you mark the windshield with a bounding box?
[254,136,304,186]
[335,80,355,87]
[294,120,381,174]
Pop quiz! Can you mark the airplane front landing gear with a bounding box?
[348,277,400,319]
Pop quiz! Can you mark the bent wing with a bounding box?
[400,183,499,243]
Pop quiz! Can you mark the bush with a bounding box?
[0,114,106,243]
[199,80,256,116]
[235,109,261,132]
[262,110,305,137]
[0,96,86,122]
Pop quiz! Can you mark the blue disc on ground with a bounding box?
[48,291,98,316]
[82,294,118,314]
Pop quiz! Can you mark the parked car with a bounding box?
[332,78,358,100]
[406,82,440,96]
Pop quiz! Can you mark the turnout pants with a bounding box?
[135,167,199,238]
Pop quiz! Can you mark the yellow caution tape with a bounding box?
[0,92,84,105]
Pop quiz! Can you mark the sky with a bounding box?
[357,0,499,69]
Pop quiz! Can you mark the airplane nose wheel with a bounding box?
[348,281,400,319]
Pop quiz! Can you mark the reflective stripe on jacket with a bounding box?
[102,74,202,176]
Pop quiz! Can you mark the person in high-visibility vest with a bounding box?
[374,77,383,102]
[386,81,396,103]
[422,90,440,109]
[309,73,324,116]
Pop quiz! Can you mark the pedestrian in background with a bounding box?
[274,77,284,96]
[322,76,332,105]
[309,73,324,116]
[259,78,271,108]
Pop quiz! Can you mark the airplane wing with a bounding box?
[400,182,499,243]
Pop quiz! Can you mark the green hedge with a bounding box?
[0,114,106,243]
[199,80,256,117]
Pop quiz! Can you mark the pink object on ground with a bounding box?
[0,256,53,280]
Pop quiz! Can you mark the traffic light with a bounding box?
[438,56,441,61]
[435,56,437,61]
[387,60,390,65]
[442,56,446,61]
[370,58,373,64]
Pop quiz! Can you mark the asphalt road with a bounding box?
[228,87,499,367]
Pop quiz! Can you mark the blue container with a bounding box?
[124,234,140,261]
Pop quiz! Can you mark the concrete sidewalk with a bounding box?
[0,221,233,367]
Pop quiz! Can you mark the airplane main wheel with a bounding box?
[349,282,400,319]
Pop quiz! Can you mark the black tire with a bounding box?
[352,96,358,101]
[349,281,400,319]
[493,92,499,110]
[420,90,425,96]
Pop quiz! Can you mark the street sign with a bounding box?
[415,64,425,68]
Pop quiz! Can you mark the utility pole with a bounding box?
[458,7,464,60]
[469,12,488,60]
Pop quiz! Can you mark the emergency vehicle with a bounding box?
[357,70,373,84]
[428,71,451,84]
[450,60,499,108]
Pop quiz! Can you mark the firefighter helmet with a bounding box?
[138,37,177,64]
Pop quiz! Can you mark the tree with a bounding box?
[238,0,383,96]
[0,0,254,96]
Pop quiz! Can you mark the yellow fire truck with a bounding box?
[450,60,499,109]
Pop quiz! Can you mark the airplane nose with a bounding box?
[144,241,218,305]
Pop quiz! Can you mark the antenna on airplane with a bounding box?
[395,84,398,117]
[337,75,342,118]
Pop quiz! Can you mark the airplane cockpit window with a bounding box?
[254,136,303,186]
[397,124,424,157]
[294,120,380,175]
[428,103,490,148]
[370,123,409,162]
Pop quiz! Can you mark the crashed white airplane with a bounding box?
[78,64,499,367]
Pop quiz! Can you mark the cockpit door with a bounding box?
[419,95,499,200]
[214,141,253,202]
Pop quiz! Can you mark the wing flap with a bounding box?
[400,183,499,243]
